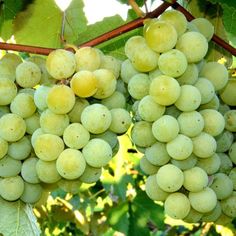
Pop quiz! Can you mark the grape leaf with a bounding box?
[0,198,40,236]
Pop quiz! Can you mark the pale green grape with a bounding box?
[221,192,236,218]
[176,31,208,63]
[216,130,234,152]
[34,85,51,111]
[158,49,187,77]
[101,91,126,109]
[125,36,146,60]
[165,192,191,219]
[0,77,17,105]
[40,109,69,136]
[156,164,184,192]
[20,182,42,204]
[82,138,112,168]
[47,84,75,115]
[31,128,44,148]
[0,176,24,201]
[218,153,233,175]
[57,179,81,194]
[0,113,26,142]
[224,110,236,132]
[229,168,236,190]
[0,155,22,177]
[229,142,236,165]
[21,157,40,184]
[149,75,181,106]
[91,130,118,149]
[46,49,76,80]
[186,21,199,32]
[1,53,22,69]
[198,94,219,110]
[25,112,40,135]
[149,67,163,81]
[100,55,121,79]
[152,115,179,142]
[0,106,10,118]
[18,88,35,97]
[63,123,90,149]
[164,105,181,119]
[120,59,139,84]
[132,101,142,122]
[184,208,203,223]
[79,165,102,183]
[0,137,8,159]
[219,79,236,106]
[201,201,222,222]
[183,167,208,192]
[140,156,159,175]
[0,62,15,81]
[16,61,41,88]
[176,63,199,85]
[170,153,197,170]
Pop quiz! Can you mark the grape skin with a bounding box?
[0,77,17,106]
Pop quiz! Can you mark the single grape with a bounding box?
[140,156,159,175]
[101,91,126,109]
[79,165,102,183]
[184,208,203,223]
[216,130,234,153]
[0,105,10,118]
[0,77,17,105]
[0,62,16,81]
[224,110,236,132]
[176,63,199,85]
[218,153,233,175]
[57,179,81,194]
[20,182,43,204]
[24,112,40,135]
[0,155,22,177]
[229,142,236,165]
[201,201,222,222]
[198,94,220,111]
[219,79,236,106]
[1,53,22,69]
[170,153,197,170]
[21,157,40,184]
[229,168,236,190]
[221,192,236,218]
[120,59,139,84]
[34,85,51,111]
[164,105,181,119]
[91,130,118,149]
[31,128,44,148]
[0,137,8,159]
[100,55,121,79]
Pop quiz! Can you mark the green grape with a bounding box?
[149,67,163,80]
[0,176,24,201]
[200,109,225,137]
[36,159,61,183]
[34,85,51,111]
[175,85,201,112]
[221,192,236,218]
[164,105,181,119]
[18,88,35,97]
[200,62,228,91]
[191,18,214,41]
[140,156,159,175]
[57,179,81,194]
[0,155,22,177]
[176,63,199,85]
[219,79,236,106]
[0,62,15,81]
[40,109,69,136]
[0,137,8,159]
[0,77,17,105]
[79,165,102,183]
[35,134,64,161]
[46,49,76,80]
[216,130,234,153]
[192,132,216,158]
[0,113,26,142]
[170,153,197,170]
[218,153,233,175]
[198,94,219,110]
[82,138,112,168]
[224,110,236,132]
[8,136,31,160]
[128,73,150,100]
[183,167,208,192]
[201,201,222,222]
[145,175,169,201]
[56,149,86,180]
[158,49,188,77]
[31,128,44,148]
[47,84,75,115]
[144,21,177,53]
[100,55,121,79]
[21,157,40,184]
[152,115,179,142]
[229,142,236,165]
[20,182,42,204]
[1,53,22,69]
[131,100,142,122]
[91,130,118,149]
[184,208,203,223]
[156,164,184,192]
[149,75,181,106]
[75,47,101,72]
[186,21,199,32]
[101,91,126,109]
[176,31,208,63]
[0,105,10,118]
[40,182,58,192]
[25,112,40,135]
[125,36,146,60]
[145,142,171,166]
[63,123,90,149]
[109,108,132,134]
[16,61,41,88]
[215,213,233,225]
[120,59,139,84]
[10,93,36,118]
[229,168,236,190]
[211,173,233,200]
[164,192,191,219]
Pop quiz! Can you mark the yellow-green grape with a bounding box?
[144,21,177,53]
[109,108,132,134]
[75,47,101,72]
[191,18,214,41]
[176,63,199,85]
[100,55,121,79]
[198,94,220,110]
[82,138,112,168]
[183,167,208,192]
[31,128,44,148]
[229,168,236,190]
[63,123,90,149]
[0,62,15,81]
[0,113,26,142]
[200,62,228,91]
[218,153,233,175]
[40,182,58,192]
[0,176,24,201]
[40,109,69,136]
[224,110,236,132]
[229,142,236,165]
[0,77,17,105]
[145,142,170,166]
[68,98,89,123]
[175,85,201,112]
[21,157,40,184]
[93,69,117,99]
[128,73,150,100]
[221,192,236,218]
[201,201,222,222]
[149,75,181,106]
[79,165,102,183]
[164,105,181,119]
[25,112,40,135]
[10,93,36,118]
[0,137,8,159]
[184,208,203,223]
[1,53,22,69]
[16,61,41,88]
[149,67,163,80]
[143,18,158,37]
[167,134,193,160]
[158,49,187,77]
[156,164,184,192]
[8,136,31,160]
[145,174,169,201]
[215,213,233,225]
[34,85,51,111]
[177,111,204,138]
[216,130,234,153]
[200,109,225,137]
[125,36,146,59]
[165,192,191,219]
[34,134,64,161]
[18,88,35,97]
[120,59,139,84]
[57,179,81,194]
[91,131,118,149]
[176,32,208,63]
[132,101,142,122]
[81,104,112,134]
[36,159,61,183]
[192,132,216,158]
[101,91,126,110]
[140,156,159,175]
[46,49,76,80]
[56,149,86,180]
[20,182,42,204]
[219,79,236,106]
[196,153,221,175]
[0,106,10,118]
[152,115,179,142]
[171,153,197,170]
[47,85,75,115]
[0,155,22,177]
